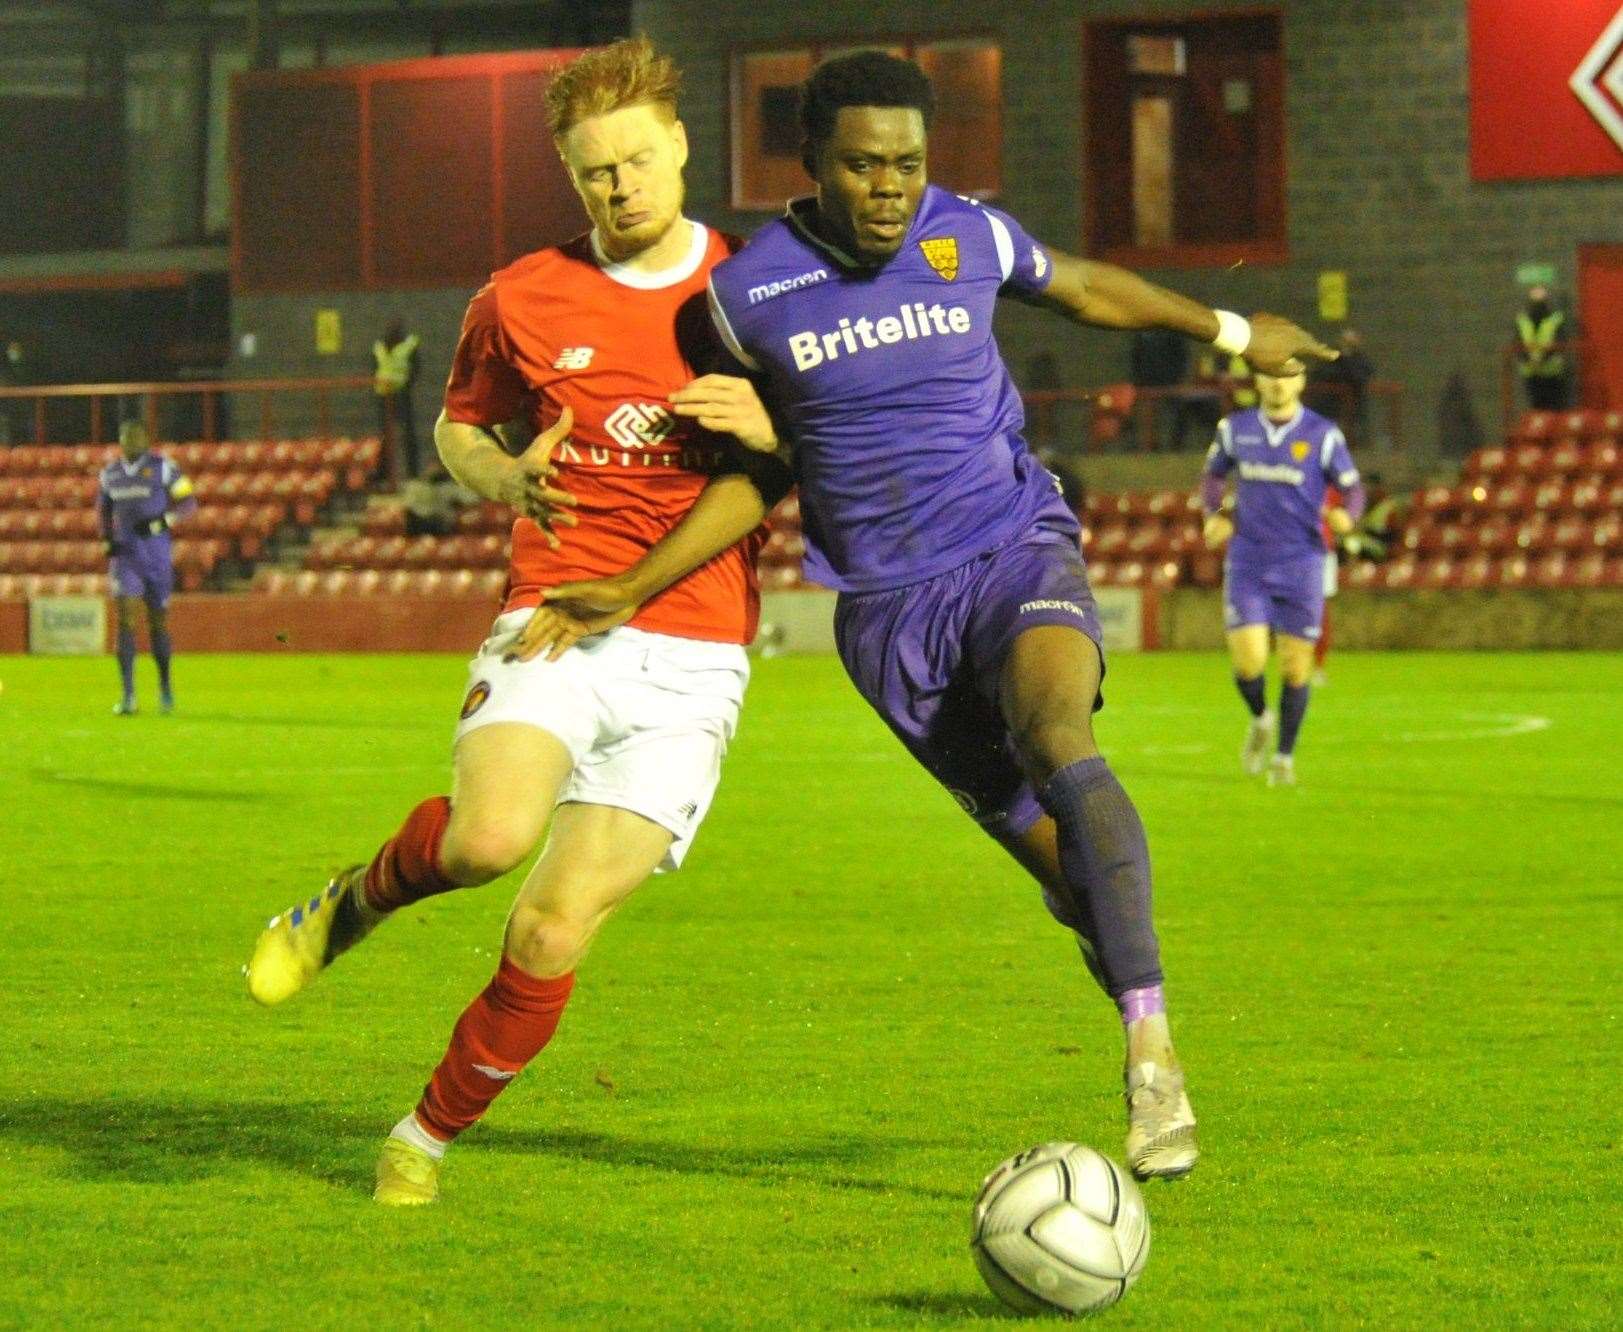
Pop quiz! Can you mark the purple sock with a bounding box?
[152,628,173,695]
[1117,984,1165,1025]
[1235,673,1266,718]
[116,625,136,699]
[1278,682,1311,755]
[1036,757,1164,997]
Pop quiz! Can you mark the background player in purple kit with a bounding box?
[1202,362,1364,786]
[98,418,195,714]
[540,51,1336,1180]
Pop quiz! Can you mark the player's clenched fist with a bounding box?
[670,375,778,452]
[1243,315,1337,376]
[499,406,579,549]
[1202,513,1234,550]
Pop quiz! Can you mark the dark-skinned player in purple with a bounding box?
[525,52,1336,1179]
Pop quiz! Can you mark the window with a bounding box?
[730,38,1001,212]
[1084,14,1286,267]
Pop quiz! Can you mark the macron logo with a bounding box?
[788,301,973,372]
[748,268,829,305]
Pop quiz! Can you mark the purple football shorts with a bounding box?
[1223,552,1324,640]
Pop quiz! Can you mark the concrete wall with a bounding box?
[631,0,1623,459]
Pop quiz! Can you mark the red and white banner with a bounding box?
[1470,0,1623,180]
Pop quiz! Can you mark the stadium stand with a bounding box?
[3,409,1619,610]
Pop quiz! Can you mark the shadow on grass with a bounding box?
[0,1094,961,1203]
[31,771,279,803]
[474,1125,964,1203]
[868,1290,1025,1321]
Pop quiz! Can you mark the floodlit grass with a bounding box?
[1,649,1617,1328]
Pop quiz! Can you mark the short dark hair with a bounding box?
[799,50,934,147]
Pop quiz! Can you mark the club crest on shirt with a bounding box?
[1291,440,1312,462]
[460,680,491,720]
[919,237,959,281]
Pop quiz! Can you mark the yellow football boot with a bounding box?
[375,1137,440,1206]
[245,865,377,1006]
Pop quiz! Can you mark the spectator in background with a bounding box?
[1129,327,1206,451]
[1307,328,1375,444]
[373,317,422,479]
[401,461,476,537]
[0,338,29,445]
[1514,285,1570,411]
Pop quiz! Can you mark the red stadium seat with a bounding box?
[1532,481,1573,514]
[1592,519,1621,553]
[1547,437,1585,476]
[1569,553,1609,587]
[1471,519,1512,555]
[1463,446,1507,477]
[1514,411,1555,441]
[361,504,405,536]
[1531,552,1568,586]
[442,568,478,597]
[1508,443,1550,478]
[1417,558,1456,588]
[1454,554,1495,588]
[1091,522,1130,557]
[1569,479,1604,514]
[1345,559,1380,588]
[408,570,445,596]
[1549,518,1589,552]
[1496,555,1530,586]
[1126,522,1170,557]
[1489,482,1532,516]
[1380,558,1417,589]
[399,535,439,569]
[475,568,507,598]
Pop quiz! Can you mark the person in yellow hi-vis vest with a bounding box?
[373,318,422,478]
[1515,285,1569,411]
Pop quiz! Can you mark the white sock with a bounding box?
[391,1112,448,1160]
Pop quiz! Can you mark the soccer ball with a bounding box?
[971,1142,1150,1317]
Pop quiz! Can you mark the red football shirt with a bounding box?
[443,222,764,644]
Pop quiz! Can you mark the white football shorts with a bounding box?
[1323,550,1339,598]
[454,611,750,870]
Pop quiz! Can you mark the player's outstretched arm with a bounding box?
[434,408,578,549]
[1027,249,1337,375]
[510,465,792,664]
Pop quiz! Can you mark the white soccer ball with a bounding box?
[971,1142,1150,1317]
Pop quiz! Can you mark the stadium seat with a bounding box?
[1496,555,1531,586]
[475,569,506,598]
[1381,558,1417,589]
[1509,443,1550,478]
[1464,446,1507,477]
[1454,554,1495,588]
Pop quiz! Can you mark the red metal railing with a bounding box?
[0,375,381,448]
[1023,379,1404,453]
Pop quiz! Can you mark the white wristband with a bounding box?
[1211,309,1252,357]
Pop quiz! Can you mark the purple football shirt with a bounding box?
[1203,407,1359,562]
[707,185,1078,592]
[98,451,192,543]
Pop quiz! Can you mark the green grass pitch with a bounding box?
[0,648,1618,1329]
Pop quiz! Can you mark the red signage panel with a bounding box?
[1469,0,1623,180]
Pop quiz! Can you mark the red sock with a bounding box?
[415,957,575,1142]
[1316,605,1333,668]
[363,795,454,913]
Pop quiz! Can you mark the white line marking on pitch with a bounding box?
[1397,713,1551,743]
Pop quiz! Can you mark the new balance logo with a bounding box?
[553,347,595,370]
[788,301,973,372]
[472,1064,518,1082]
[677,800,698,819]
[747,268,829,305]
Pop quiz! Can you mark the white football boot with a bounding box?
[1125,1061,1199,1180]
[1242,709,1276,775]
[1267,754,1296,787]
